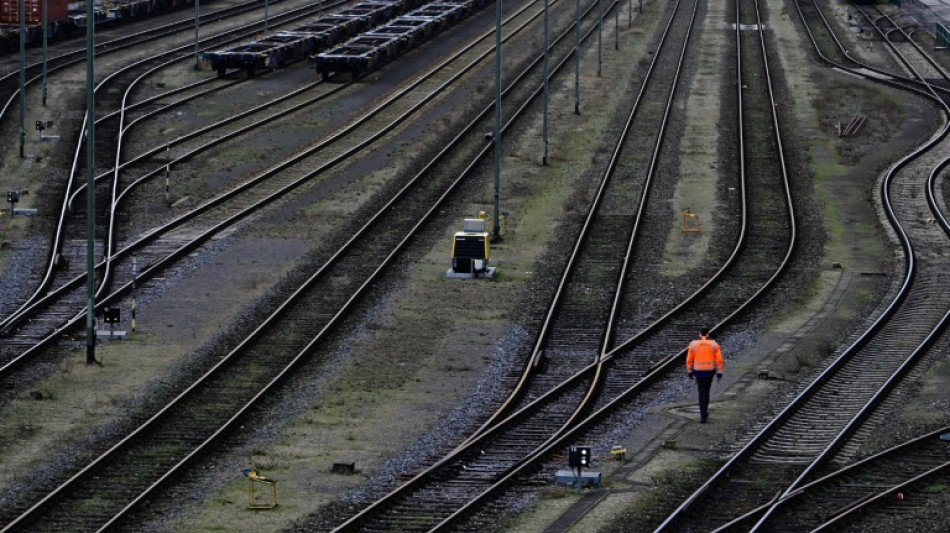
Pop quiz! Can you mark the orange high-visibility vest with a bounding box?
[687,337,723,373]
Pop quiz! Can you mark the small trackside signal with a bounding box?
[568,446,591,468]
[103,308,120,324]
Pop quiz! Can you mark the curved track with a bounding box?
[0,0,354,344]
[0,0,542,370]
[0,0,631,528]
[652,0,950,530]
[321,0,807,525]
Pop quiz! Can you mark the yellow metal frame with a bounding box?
[245,471,278,509]
[682,209,701,232]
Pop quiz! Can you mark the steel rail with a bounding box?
[83,0,352,237]
[92,0,555,301]
[63,76,242,212]
[0,0,347,125]
[564,0,697,435]
[0,52,227,340]
[794,0,949,103]
[812,448,950,530]
[0,0,547,372]
[649,0,801,527]
[329,0,709,527]
[0,0,352,334]
[856,5,950,88]
[0,0,544,339]
[654,0,950,529]
[710,424,950,531]
[460,0,697,445]
[0,0,599,527]
[744,20,950,529]
[94,1,617,528]
[330,3,950,528]
[331,0,802,526]
[459,0,789,525]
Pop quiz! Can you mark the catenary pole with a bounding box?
[542,0,549,165]
[492,0,501,239]
[597,0,602,76]
[195,0,200,68]
[86,0,96,364]
[573,0,579,114]
[19,0,25,157]
[42,0,48,105]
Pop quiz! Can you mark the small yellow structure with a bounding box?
[682,209,701,232]
[243,469,277,509]
[447,216,495,278]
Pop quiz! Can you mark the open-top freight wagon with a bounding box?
[202,0,424,77]
[312,0,487,81]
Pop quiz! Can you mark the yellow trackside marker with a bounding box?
[682,209,701,232]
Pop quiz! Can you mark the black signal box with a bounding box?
[568,446,591,468]
[104,308,120,324]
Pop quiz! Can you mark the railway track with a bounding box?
[795,0,950,102]
[0,0,640,527]
[314,0,818,525]
[0,0,940,527]
[648,0,950,530]
[469,0,705,433]
[858,5,950,90]
[751,424,950,531]
[0,0,348,128]
[322,0,707,526]
[0,0,357,339]
[0,0,548,361]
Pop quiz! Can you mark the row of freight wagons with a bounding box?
[202,0,489,80]
[202,0,424,76]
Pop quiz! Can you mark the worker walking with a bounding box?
[686,327,724,423]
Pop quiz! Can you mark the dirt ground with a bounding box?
[0,0,949,531]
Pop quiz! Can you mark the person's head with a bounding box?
[699,327,710,337]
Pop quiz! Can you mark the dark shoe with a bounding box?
[700,416,708,423]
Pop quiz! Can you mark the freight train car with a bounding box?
[312,0,486,81]
[0,0,195,53]
[0,0,70,51]
[202,14,363,76]
[202,0,425,76]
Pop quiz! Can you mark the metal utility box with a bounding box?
[555,470,602,487]
[447,218,494,278]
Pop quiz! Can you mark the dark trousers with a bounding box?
[695,375,714,419]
